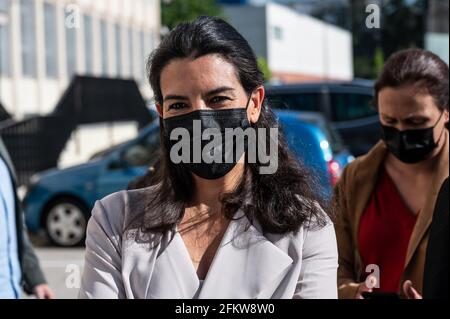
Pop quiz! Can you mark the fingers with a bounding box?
[34,284,56,299]
[402,280,422,299]
[402,280,412,298]
[356,282,373,299]
[34,288,45,299]
[44,287,56,299]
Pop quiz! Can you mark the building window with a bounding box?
[128,27,134,78]
[20,0,37,77]
[44,2,58,78]
[100,20,108,76]
[84,15,93,74]
[0,0,8,12]
[139,31,146,82]
[0,0,11,76]
[115,24,122,77]
[272,26,283,40]
[65,9,77,78]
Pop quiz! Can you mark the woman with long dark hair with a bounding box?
[78,16,337,299]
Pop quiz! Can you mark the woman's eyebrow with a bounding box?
[380,113,394,120]
[163,87,235,102]
[205,86,235,97]
[403,114,428,121]
[163,94,189,102]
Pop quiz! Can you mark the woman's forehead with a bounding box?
[379,86,440,113]
[160,54,241,96]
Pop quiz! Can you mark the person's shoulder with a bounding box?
[91,185,159,237]
[265,197,334,247]
[0,155,9,176]
[338,141,387,185]
[0,155,14,193]
[291,200,336,258]
[264,206,336,264]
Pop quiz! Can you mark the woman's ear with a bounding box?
[156,102,164,118]
[444,109,449,124]
[248,86,265,124]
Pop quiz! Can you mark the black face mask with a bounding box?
[381,112,445,164]
[162,97,252,180]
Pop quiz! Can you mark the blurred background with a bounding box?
[0,0,448,298]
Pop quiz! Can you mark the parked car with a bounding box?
[276,110,354,191]
[23,121,161,247]
[23,110,352,247]
[266,80,378,156]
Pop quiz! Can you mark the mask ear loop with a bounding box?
[243,91,254,126]
[245,91,253,110]
[433,111,446,146]
[242,91,254,167]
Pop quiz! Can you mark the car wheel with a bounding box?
[44,198,88,247]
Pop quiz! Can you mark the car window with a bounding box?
[324,121,345,153]
[330,93,376,122]
[122,128,160,167]
[266,93,321,112]
[297,115,345,154]
[90,140,129,160]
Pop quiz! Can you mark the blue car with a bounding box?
[23,110,353,246]
[276,110,354,190]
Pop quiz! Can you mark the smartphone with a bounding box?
[362,291,400,299]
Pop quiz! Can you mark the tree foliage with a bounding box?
[161,0,224,30]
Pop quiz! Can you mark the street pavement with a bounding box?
[25,234,85,299]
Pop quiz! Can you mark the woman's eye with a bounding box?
[209,96,230,104]
[413,120,427,125]
[407,119,427,126]
[168,103,188,110]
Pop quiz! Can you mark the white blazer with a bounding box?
[78,186,338,299]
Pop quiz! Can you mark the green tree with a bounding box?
[373,46,385,78]
[257,56,272,83]
[161,0,224,30]
[350,0,428,79]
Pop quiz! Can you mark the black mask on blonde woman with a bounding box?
[163,96,252,180]
[381,112,446,164]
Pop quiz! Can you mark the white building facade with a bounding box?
[425,0,449,65]
[0,0,160,117]
[224,2,353,82]
[0,0,160,167]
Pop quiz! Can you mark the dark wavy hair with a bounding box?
[127,16,329,240]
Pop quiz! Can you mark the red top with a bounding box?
[358,167,418,293]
